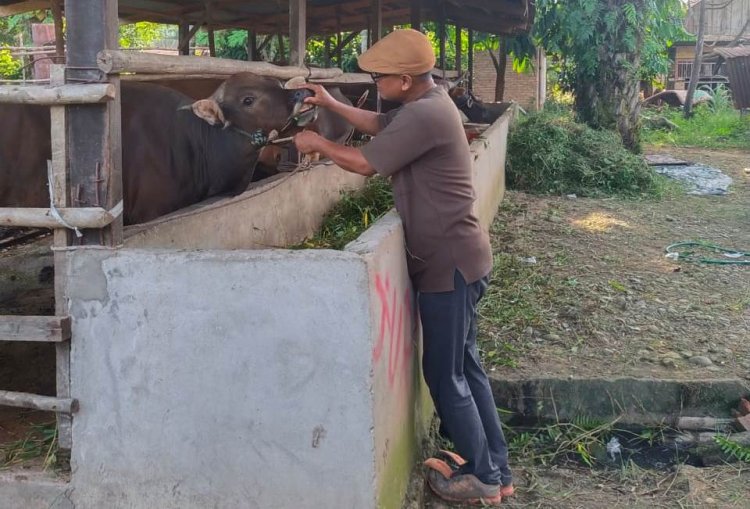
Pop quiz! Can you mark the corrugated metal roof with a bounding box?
[0,0,534,36]
[713,47,750,109]
[713,46,750,59]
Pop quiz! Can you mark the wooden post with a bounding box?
[178,22,191,55]
[64,0,122,246]
[50,0,64,62]
[257,34,273,59]
[276,33,285,63]
[467,29,474,91]
[371,0,383,45]
[536,48,546,111]
[50,64,70,448]
[247,30,257,61]
[50,64,73,450]
[336,30,342,66]
[438,11,446,75]
[324,36,331,67]
[410,0,421,32]
[289,0,306,67]
[208,28,216,57]
[455,23,462,77]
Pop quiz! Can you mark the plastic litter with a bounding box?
[606,437,622,461]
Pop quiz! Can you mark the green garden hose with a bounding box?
[665,241,750,265]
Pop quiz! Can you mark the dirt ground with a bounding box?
[479,147,750,381]
[420,462,750,509]
[416,147,750,508]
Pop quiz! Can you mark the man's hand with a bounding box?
[297,83,337,110]
[294,130,324,155]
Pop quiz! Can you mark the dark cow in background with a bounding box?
[0,73,313,225]
[447,86,513,124]
[433,75,513,125]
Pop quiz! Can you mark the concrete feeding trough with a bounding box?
[1,109,511,509]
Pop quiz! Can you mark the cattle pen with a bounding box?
[0,1,530,507]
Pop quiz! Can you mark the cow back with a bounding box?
[0,104,51,208]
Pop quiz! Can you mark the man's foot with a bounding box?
[426,468,502,506]
[433,451,515,498]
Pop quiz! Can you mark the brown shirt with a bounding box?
[361,86,492,292]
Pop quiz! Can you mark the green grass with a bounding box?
[297,176,393,250]
[642,103,750,149]
[507,110,667,199]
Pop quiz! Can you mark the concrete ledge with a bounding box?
[123,162,366,250]
[0,471,72,509]
[491,375,750,426]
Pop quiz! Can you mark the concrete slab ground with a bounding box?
[0,470,72,509]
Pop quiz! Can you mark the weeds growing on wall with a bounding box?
[298,176,393,250]
[642,87,750,150]
[507,110,666,198]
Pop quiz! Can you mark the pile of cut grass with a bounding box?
[507,111,666,198]
[298,176,394,250]
[0,421,58,471]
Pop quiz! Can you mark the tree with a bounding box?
[535,0,687,151]
[119,22,168,49]
[684,0,707,118]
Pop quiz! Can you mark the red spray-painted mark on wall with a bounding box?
[373,273,413,387]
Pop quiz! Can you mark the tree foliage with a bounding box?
[118,22,164,49]
[534,0,687,150]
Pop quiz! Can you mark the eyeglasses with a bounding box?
[370,72,394,82]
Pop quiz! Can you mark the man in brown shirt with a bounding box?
[293,29,512,506]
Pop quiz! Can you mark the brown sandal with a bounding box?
[435,450,515,497]
[426,468,502,506]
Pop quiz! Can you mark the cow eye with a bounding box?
[242,96,255,106]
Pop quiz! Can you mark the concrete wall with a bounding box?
[471,114,509,228]
[346,212,434,509]
[2,109,510,509]
[62,248,376,509]
[124,163,365,249]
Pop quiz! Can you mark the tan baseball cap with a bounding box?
[358,29,436,75]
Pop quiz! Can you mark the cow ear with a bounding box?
[283,76,307,89]
[191,99,228,127]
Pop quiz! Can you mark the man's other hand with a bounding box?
[294,130,324,155]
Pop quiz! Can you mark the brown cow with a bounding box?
[147,77,355,179]
[0,73,308,225]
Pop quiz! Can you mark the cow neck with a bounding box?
[181,111,260,195]
[228,125,271,148]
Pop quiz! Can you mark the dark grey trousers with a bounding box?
[418,270,512,486]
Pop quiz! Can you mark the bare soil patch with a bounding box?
[479,148,750,381]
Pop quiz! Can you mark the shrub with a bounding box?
[507,111,663,198]
[0,49,22,79]
[642,87,750,150]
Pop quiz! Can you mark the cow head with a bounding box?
[190,73,306,136]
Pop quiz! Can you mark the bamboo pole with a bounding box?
[97,50,343,79]
[0,390,77,414]
[0,83,115,105]
[121,72,373,84]
[0,206,121,229]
